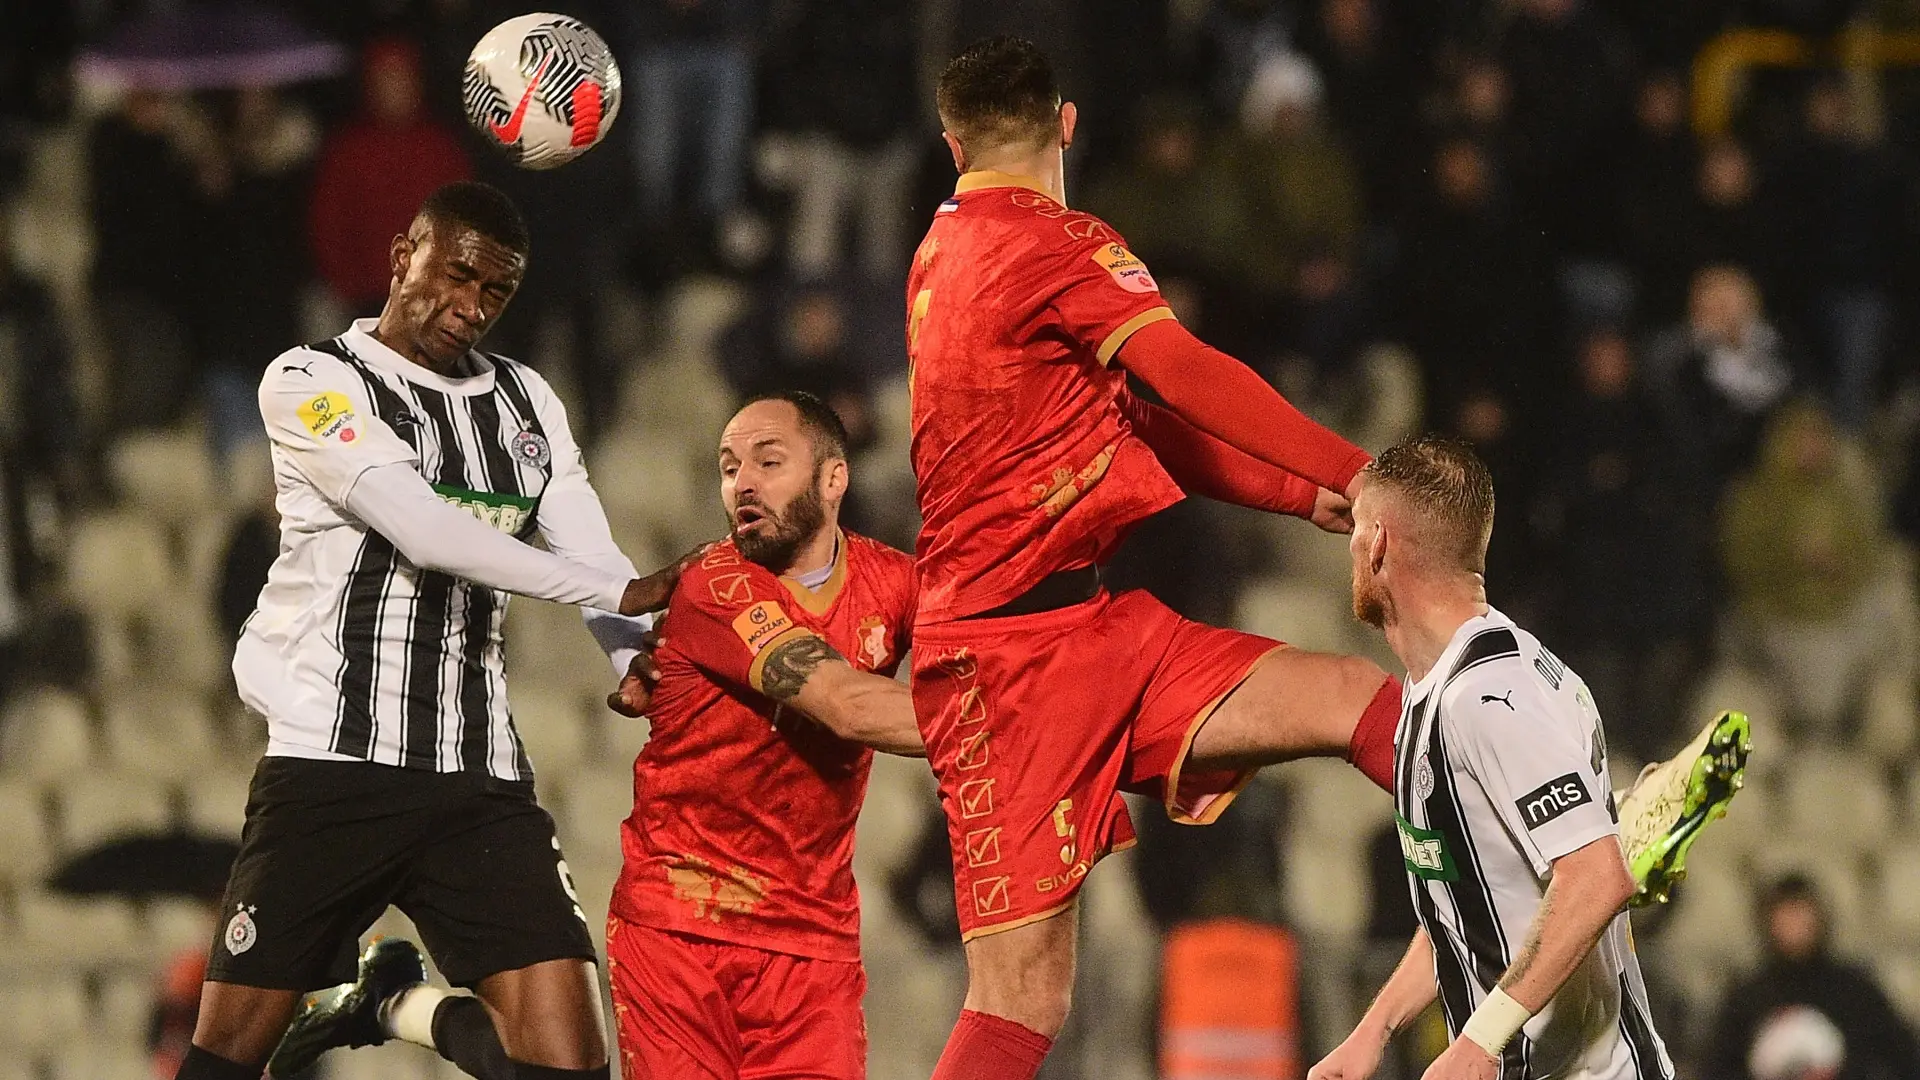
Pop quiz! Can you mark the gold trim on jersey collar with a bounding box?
[778,528,849,616]
[954,170,1054,198]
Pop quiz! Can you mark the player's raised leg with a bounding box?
[1181,647,1402,787]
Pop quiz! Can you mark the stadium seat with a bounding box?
[591,709,653,782]
[1871,840,1920,939]
[11,891,140,963]
[106,430,219,525]
[183,770,253,837]
[0,779,53,882]
[1234,575,1355,654]
[1859,669,1919,760]
[1686,665,1782,750]
[1281,836,1371,936]
[854,753,938,878]
[1283,758,1393,849]
[146,898,217,956]
[0,974,87,1052]
[65,1046,143,1080]
[101,692,216,782]
[54,773,172,851]
[0,687,95,782]
[91,971,157,1048]
[1875,948,1920,1025]
[507,684,590,780]
[588,430,707,557]
[1775,747,1895,848]
[552,769,633,866]
[1659,842,1759,974]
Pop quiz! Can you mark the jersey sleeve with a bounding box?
[258,349,416,505]
[668,555,825,696]
[1442,662,1618,877]
[1044,227,1178,366]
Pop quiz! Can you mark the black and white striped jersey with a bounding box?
[1394,607,1673,1080]
[234,319,638,781]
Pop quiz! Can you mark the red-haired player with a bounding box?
[908,37,1403,1080]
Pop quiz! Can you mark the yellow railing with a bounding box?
[1692,25,1920,135]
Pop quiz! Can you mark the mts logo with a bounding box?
[1518,773,1592,831]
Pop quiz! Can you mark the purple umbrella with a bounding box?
[74,3,347,91]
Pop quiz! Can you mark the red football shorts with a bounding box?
[911,587,1284,940]
[605,914,868,1080]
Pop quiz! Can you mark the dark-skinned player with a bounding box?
[178,181,692,1080]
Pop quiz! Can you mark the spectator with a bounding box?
[1644,265,1793,494]
[1496,0,1635,263]
[1765,76,1911,429]
[88,89,203,432]
[1540,329,1712,758]
[1081,95,1256,297]
[1394,136,1550,421]
[1224,53,1364,304]
[1296,0,1419,221]
[1192,0,1296,121]
[0,222,81,503]
[1620,71,1703,324]
[1706,874,1920,1080]
[309,38,471,315]
[622,0,757,232]
[758,0,919,275]
[1719,401,1896,739]
[193,87,318,469]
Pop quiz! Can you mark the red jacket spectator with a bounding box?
[309,38,470,311]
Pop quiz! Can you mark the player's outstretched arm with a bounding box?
[758,635,925,757]
[1424,837,1636,1080]
[1311,928,1438,1080]
[1120,391,1354,533]
[1114,318,1372,498]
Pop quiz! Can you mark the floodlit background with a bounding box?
[1,0,1918,1077]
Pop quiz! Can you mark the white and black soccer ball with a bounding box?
[463,13,622,170]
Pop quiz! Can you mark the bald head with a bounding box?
[1360,436,1495,575]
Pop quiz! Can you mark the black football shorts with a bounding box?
[205,756,596,991]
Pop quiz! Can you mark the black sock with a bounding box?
[175,1045,265,1080]
[431,995,514,1080]
[509,1063,611,1080]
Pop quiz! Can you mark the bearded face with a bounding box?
[731,462,829,571]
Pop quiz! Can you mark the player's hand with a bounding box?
[1420,1039,1499,1080]
[1310,487,1354,534]
[607,629,666,718]
[619,541,716,616]
[1309,1025,1388,1080]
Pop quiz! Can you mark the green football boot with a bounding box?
[1616,710,1752,907]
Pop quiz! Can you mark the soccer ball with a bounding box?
[463,13,622,170]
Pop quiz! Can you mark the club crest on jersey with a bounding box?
[855,615,890,670]
[511,429,551,469]
[1090,243,1157,294]
[1414,754,1436,800]
[223,904,258,955]
[296,391,358,445]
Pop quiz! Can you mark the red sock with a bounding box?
[1347,674,1401,794]
[930,1009,1053,1080]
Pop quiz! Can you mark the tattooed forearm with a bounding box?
[1499,890,1551,991]
[760,635,845,701]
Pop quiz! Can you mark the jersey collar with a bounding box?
[954,170,1056,200]
[344,318,498,397]
[778,528,849,616]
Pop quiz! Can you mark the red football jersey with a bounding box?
[906,171,1186,622]
[610,531,915,962]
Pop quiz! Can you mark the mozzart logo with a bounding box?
[1517,772,1593,831]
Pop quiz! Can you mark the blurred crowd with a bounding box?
[6,0,1920,1078]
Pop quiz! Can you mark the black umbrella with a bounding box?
[74,3,346,91]
[48,832,239,900]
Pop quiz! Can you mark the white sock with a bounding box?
[381,983,452,1049]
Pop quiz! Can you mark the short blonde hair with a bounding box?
[1364,435,1495,573]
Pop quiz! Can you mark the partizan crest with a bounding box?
[512,429,551,469]
[224,904,258,955]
